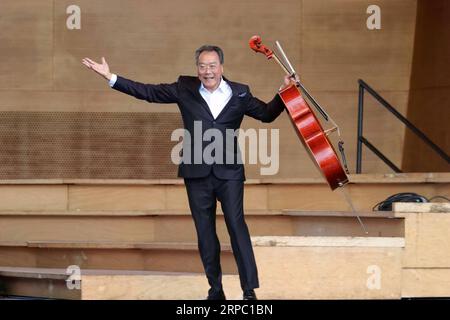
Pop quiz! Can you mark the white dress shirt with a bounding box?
[109,74,118,87]
[199,78,232,119]
[109,74,232,120]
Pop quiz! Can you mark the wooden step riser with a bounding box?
[254,245,403,299]
[2,204,449,300]
[0,277,80,300]
[0,247,238,274]
[81,274,242,300]
[0,183,445,211]
[0,243,404,300]
[0,274,241,300]
[0,215,403,243]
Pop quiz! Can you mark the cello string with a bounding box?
[274,41,332,122]
[251,35,350,196]
[275,41,296,75]
[273,39,350,173]
[271,52,291,76]
[275,40,348,142]
[297,83,330,122]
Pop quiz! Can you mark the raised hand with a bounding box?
[280,74,299,91]
[82,57,112,80]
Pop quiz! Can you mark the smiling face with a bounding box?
[197,51,224,92]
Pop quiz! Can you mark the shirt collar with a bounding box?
[200,77,228,93]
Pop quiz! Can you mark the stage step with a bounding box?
[0,236,405,300]
[0,173,447,212]
[0,210,403,246]
[0,209,405,273]
[0,241,237,273]
[0,266,79,299]
[252,236,405,299]
[0,267,242,300]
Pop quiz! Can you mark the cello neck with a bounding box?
[249,35,292,77]
[249,35,331,122]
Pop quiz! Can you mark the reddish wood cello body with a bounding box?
[249,36,348,190]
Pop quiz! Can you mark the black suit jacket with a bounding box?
[112,75,285,180]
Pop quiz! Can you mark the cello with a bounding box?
[249,35,349,190]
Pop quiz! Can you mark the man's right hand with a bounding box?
[82,57,112,80]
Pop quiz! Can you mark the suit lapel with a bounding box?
[214,77,240,121]
[185,77,215,119]
[184,76,242,121]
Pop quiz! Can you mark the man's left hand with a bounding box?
[280,74,299,91]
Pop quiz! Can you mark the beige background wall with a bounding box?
[0,0,427,179]
[402,0,450,172]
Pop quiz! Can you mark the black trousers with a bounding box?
[184,173,259,293]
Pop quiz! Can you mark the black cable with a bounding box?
[373,192,429,211]
[429,195,450,202]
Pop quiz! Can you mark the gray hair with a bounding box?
[195,45,224,65]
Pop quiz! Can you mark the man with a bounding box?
[82,45,290,300]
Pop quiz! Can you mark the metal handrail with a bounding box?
[356,79,450,173]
